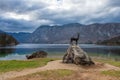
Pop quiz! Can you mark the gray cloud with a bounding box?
[0,17,36,32]
[0,0,25,13]
[108,0,120,7]
[0,0,119,32]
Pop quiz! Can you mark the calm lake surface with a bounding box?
[0,44,120,60]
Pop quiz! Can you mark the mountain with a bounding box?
[28,23,120,44]
[97,35,120,45]
[8,32,31,43]
[0,30,19,47]
[0,30,5,33]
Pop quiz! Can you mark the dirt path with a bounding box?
[0,60,120,80]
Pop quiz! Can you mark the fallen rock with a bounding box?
[26,51,47,59]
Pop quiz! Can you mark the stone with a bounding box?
[26,51,47,59]
[63,44,94,66]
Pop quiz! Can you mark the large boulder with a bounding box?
[26,51,48,59]
[63,44,95,66]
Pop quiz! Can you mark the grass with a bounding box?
[101,70,120,77]
[94,58,120,68]
[0,58,57,73]
[95,58,120,77]
[35,69,73,77]
[13,69,74,80]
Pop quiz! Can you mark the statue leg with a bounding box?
[76,40,78,45]
[70,39,73,45]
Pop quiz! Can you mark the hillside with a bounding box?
[97,36,120,45]
[0,30,19,47]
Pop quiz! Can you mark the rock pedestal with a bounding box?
[63,44,94,65]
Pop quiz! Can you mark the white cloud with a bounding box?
[34,19,54,26]
[3,12,31,21]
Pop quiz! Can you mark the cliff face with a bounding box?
[28,23,120,44]
[0,31,19,47]
[8,23,120,44]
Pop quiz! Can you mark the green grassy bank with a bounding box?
[0,58,56,73]
[94,58,120,77]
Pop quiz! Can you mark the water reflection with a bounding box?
[0,44,119,60]
[0,48,15,57]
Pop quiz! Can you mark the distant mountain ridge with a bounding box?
[0,30,5,34]
[28,23,120,43]
[8,32,31,43]
[8,23,120,44]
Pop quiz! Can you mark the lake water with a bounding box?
[0,44,120,60]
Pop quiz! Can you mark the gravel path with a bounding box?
[0,60,120,80]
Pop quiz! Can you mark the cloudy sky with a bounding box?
[0,0,120,32]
